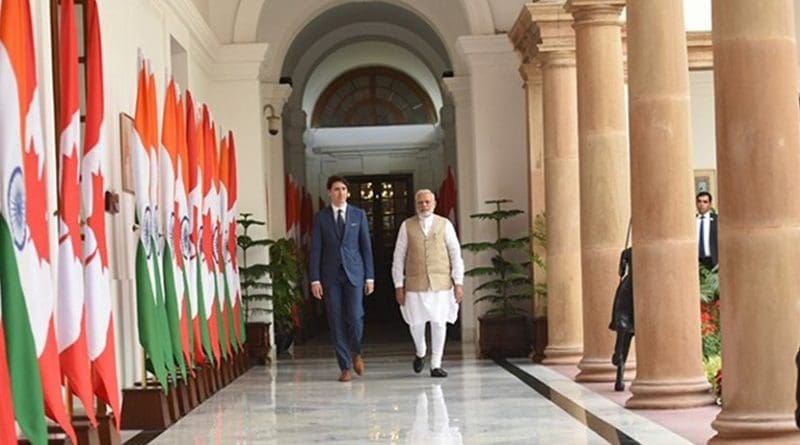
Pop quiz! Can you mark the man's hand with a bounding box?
[395,288,405,306]
[311,282,323,300]
[454,285,464,303]
[364,281,374,296]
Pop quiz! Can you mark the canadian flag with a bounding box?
[186,92,211,364]
[200,105,222,365]
[0,0,76,442]
[227,131,243,346]
[436,166,458,233]
[56,0,96,425]
[217,133,233,358]
[82,0,120,428]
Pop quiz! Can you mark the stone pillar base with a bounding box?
[710,414,800,444]
[576,357,633,382]
[626,376,713,409]
[542,345,582,365]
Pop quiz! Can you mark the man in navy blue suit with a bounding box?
[310,175,375,382]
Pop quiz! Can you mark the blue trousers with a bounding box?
[323,274,364,371]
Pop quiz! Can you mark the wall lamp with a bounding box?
[263,104,280,136]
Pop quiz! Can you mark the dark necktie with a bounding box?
[698,216,705,257]
[337,209,345,238]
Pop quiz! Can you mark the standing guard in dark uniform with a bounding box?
[609,247,634,392]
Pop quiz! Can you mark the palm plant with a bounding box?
[237,213,271,322]
[462,199,533,317]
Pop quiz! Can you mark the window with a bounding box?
[312,66,436,128]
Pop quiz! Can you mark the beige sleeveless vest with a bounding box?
[404,215,453,292]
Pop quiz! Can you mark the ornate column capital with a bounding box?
[519,62,543,86]
[566,0,625,28]
[511,1,576,71]
[261,83,293,114]
[442,76,472,107]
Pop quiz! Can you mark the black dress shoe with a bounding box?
[430,368,448,378]
[413,356,425,373]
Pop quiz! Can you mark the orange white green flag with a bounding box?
[147,65,176,381]
[175,89,194,369]
[0,0,76,442]
[159,77,187,379]
[132,54,168,388]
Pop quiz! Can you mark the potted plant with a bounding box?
[530,212,548,362]
[237,213,272,364]
[265,237,305,354]
[462,199,533,357]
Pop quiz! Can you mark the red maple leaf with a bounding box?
[172,201,183,269]
[201,212,214,270]
[59,149,82,261]
[23,141,50,262]
[86,171,109,268]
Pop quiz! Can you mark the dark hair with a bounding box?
[696,191,713,202]
[327,175,349,191]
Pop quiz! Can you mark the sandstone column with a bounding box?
[710,0,800,442]
[566,0,630,382]
[535,4,584,364]
[510,9,547,336]
[624,0,713,409]
[519,63,547,323]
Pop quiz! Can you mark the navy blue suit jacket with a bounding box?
[309,205,374,287]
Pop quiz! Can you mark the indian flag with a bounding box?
[132,54,168,388]
[0,290,16,444]
[0,0,76,442]
[147,65,176,381]
[159,77,187,379]
[175,88,194,370]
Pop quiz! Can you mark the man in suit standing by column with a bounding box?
[310,175,375,382]
[696,191,719,269]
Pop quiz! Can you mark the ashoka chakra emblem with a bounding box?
[142,207,153,258]
[8,167,27,251]
[180,216,191,260]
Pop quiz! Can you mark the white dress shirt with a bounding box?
[392,214,463,326]
[311,202,373,286]
[696,212,712,257]
[391,214,464,288]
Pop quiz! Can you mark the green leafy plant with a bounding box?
[530,212,547,319]
[699,264,722,404]
[265,237,305,337]
[462,199,533,317]
[237,213,306,337]
[237,213,272,322]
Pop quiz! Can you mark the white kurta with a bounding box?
[392,215,464,326]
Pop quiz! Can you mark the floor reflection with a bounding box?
[407,384,462,444]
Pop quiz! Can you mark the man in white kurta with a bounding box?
[392,189,464,377]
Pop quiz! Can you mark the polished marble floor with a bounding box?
[145,343,694,445]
